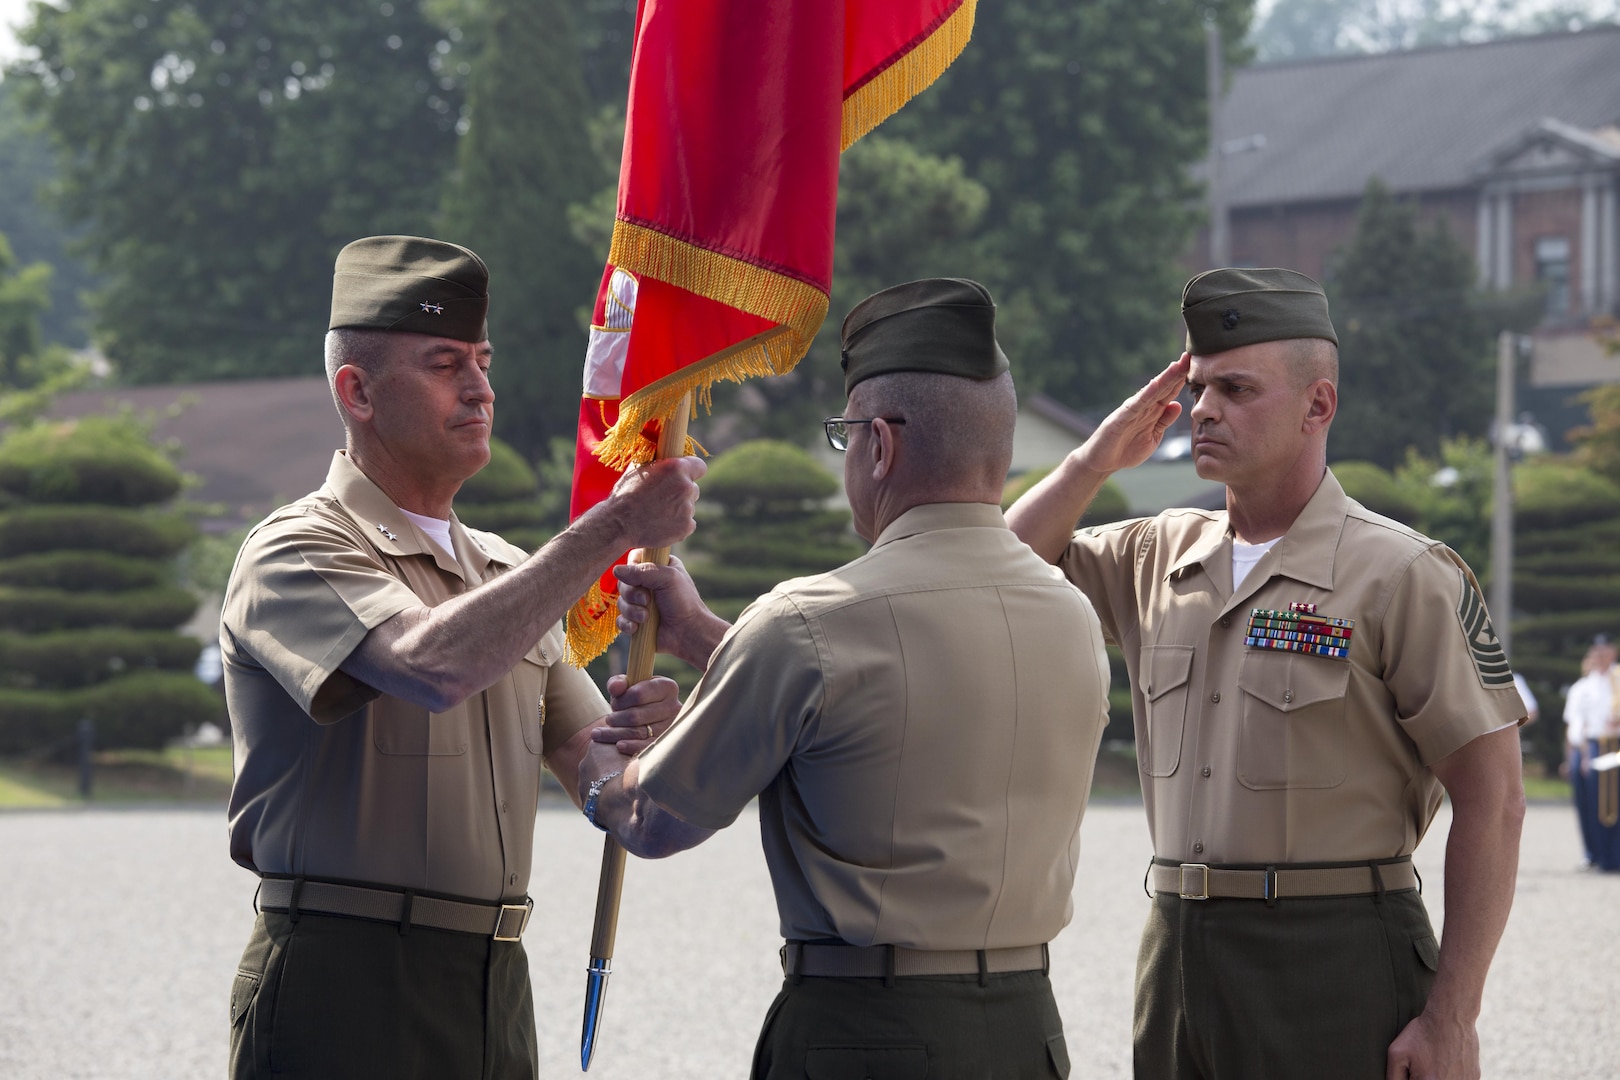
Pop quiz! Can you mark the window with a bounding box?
[1535,236,1571,316]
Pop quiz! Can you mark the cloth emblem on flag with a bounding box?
[565,0,980,664]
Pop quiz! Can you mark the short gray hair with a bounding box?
[850,369,1018,494]
[324,328,398,416]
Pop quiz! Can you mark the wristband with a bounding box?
[584,769,624,832]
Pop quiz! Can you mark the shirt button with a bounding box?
[510,873,519,887]
[1219,615,1231,628]
[1193,841,1205,854]
[1284,689,1295,703]
[1210,691,1221,704]
[1201,765,1212,778]
[501,800,509,814]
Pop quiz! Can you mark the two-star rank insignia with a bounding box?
[419,301,445,315]
[376,523,398,541]
[1456,569,1513,688]
[1245,606,1353,660]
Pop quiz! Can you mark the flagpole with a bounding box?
[580,390,693,1072]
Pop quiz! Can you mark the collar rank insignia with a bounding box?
[377,523,398,541]
[420,301,445,315]
[1245,606,1353,660]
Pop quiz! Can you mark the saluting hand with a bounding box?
[1075,353,1189,475]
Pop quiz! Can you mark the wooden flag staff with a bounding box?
[579,390,693,1071]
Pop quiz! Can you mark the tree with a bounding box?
[1326,180,1498,468]
[0,229,83,424]
[882,0,1256,406]
[455,435,555,551]
[1391,435,1494,575]
[439,0,605,459]
[0,82,91,348]
[0,415,220,756]
[8,0,470,384]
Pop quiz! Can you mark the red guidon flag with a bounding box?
[566,0,979,665]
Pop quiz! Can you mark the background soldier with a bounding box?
[1007,268,1527,1079]
[581,279,1112,1078]
[222,235,702,1079]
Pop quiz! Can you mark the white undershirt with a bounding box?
[1231,536,1280,590]
[399,508,454,559]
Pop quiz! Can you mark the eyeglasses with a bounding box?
[823,416,906,451]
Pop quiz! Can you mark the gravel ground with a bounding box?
[0,800,1613,1078]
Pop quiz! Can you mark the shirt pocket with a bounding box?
[370,695,469,756]
[512,640,552,756]
[1140,645,1195,777]
[1236,650,1350,789]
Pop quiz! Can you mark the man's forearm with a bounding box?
[345,500,634,710]
[1006,452,1112,563]
[596,760,714,859]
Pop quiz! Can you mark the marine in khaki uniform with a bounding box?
[222,235,703,1080]
[1008,268,1527,1080]
[580,279,1112,1078]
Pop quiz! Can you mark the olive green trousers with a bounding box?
[750,970,1071,1079]
[228,911,537,1080]
[1135,889,1439,1080]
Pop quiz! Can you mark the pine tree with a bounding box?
[439,0,605,460]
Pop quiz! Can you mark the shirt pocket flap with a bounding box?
[1237,657,1349,712]
[1142,645,1194,702]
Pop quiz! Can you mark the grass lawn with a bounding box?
[0,745,233,808]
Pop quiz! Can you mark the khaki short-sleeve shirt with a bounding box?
[223,451,605,901]
[638,503,1112,950]
[1058,470,1525,864]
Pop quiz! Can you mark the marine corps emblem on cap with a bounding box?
[1182,267,1338,356]
[329,235,490,344]
[839,277,1010,396]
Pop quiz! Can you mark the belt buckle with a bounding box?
[1179,863,1211,900]
[493,898,533,942]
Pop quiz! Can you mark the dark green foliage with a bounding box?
[0,585,202,633]
[884,0,1256,406]
[1333,461,1421,526]
[684,440,863,635]
[1389,437,1493,577]
[0,629,201,690]
[0,416,183,505]
[0,551,168,592]
[439,0,604,458]
[1515,459,1620,530]
[0,506,195,559]
[0,83,91,347]
[1327,181,1497,469]
[8,0,468,383]
[0,671,223,755]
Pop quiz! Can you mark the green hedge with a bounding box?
[457,501,545,533]
[0,506,196,558]
[1514,575,1620,609]
[1514,462,1620,530]
[1334,461,1422,525]
[0,629,201,690]
[695,535,865,569]
[0,586,199,632]
[460,437,539,504]
[0,417,184,507]
[0,671,223,756]
[1002,469,1130,528]
[688,564,811,598]
[0,550,169,592]
[702,441,839,506]
[1515,518,1620,556]
[1515,551,1620,577]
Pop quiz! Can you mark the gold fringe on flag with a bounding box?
[841,0,978,152]
[566,579,620,668]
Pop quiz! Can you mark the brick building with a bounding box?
[1203,25,1620,438]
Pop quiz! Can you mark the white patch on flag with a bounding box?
[583,268,638,398]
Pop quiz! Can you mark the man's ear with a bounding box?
[1303,379,1336,434]
[870,417,897,482]
[334,365,374,424]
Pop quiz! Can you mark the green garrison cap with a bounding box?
[1182,267,1338,355]
[840,278,1010,395]
[329,235,490,343]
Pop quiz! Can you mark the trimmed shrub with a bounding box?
[0,506,196,558]
[1334,460,1422,525]
[457,501,545,533]
[0,586,201,632]
[0,671,223,756]
[1514,461,1620,530]
[701,440,840,509]
[459,436,541,504]
[0,416,184,506]
[1002,467,1130,527]
[0,551,169,591]
[0,629,201,690]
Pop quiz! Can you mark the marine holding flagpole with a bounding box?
[219,235,703,1080]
